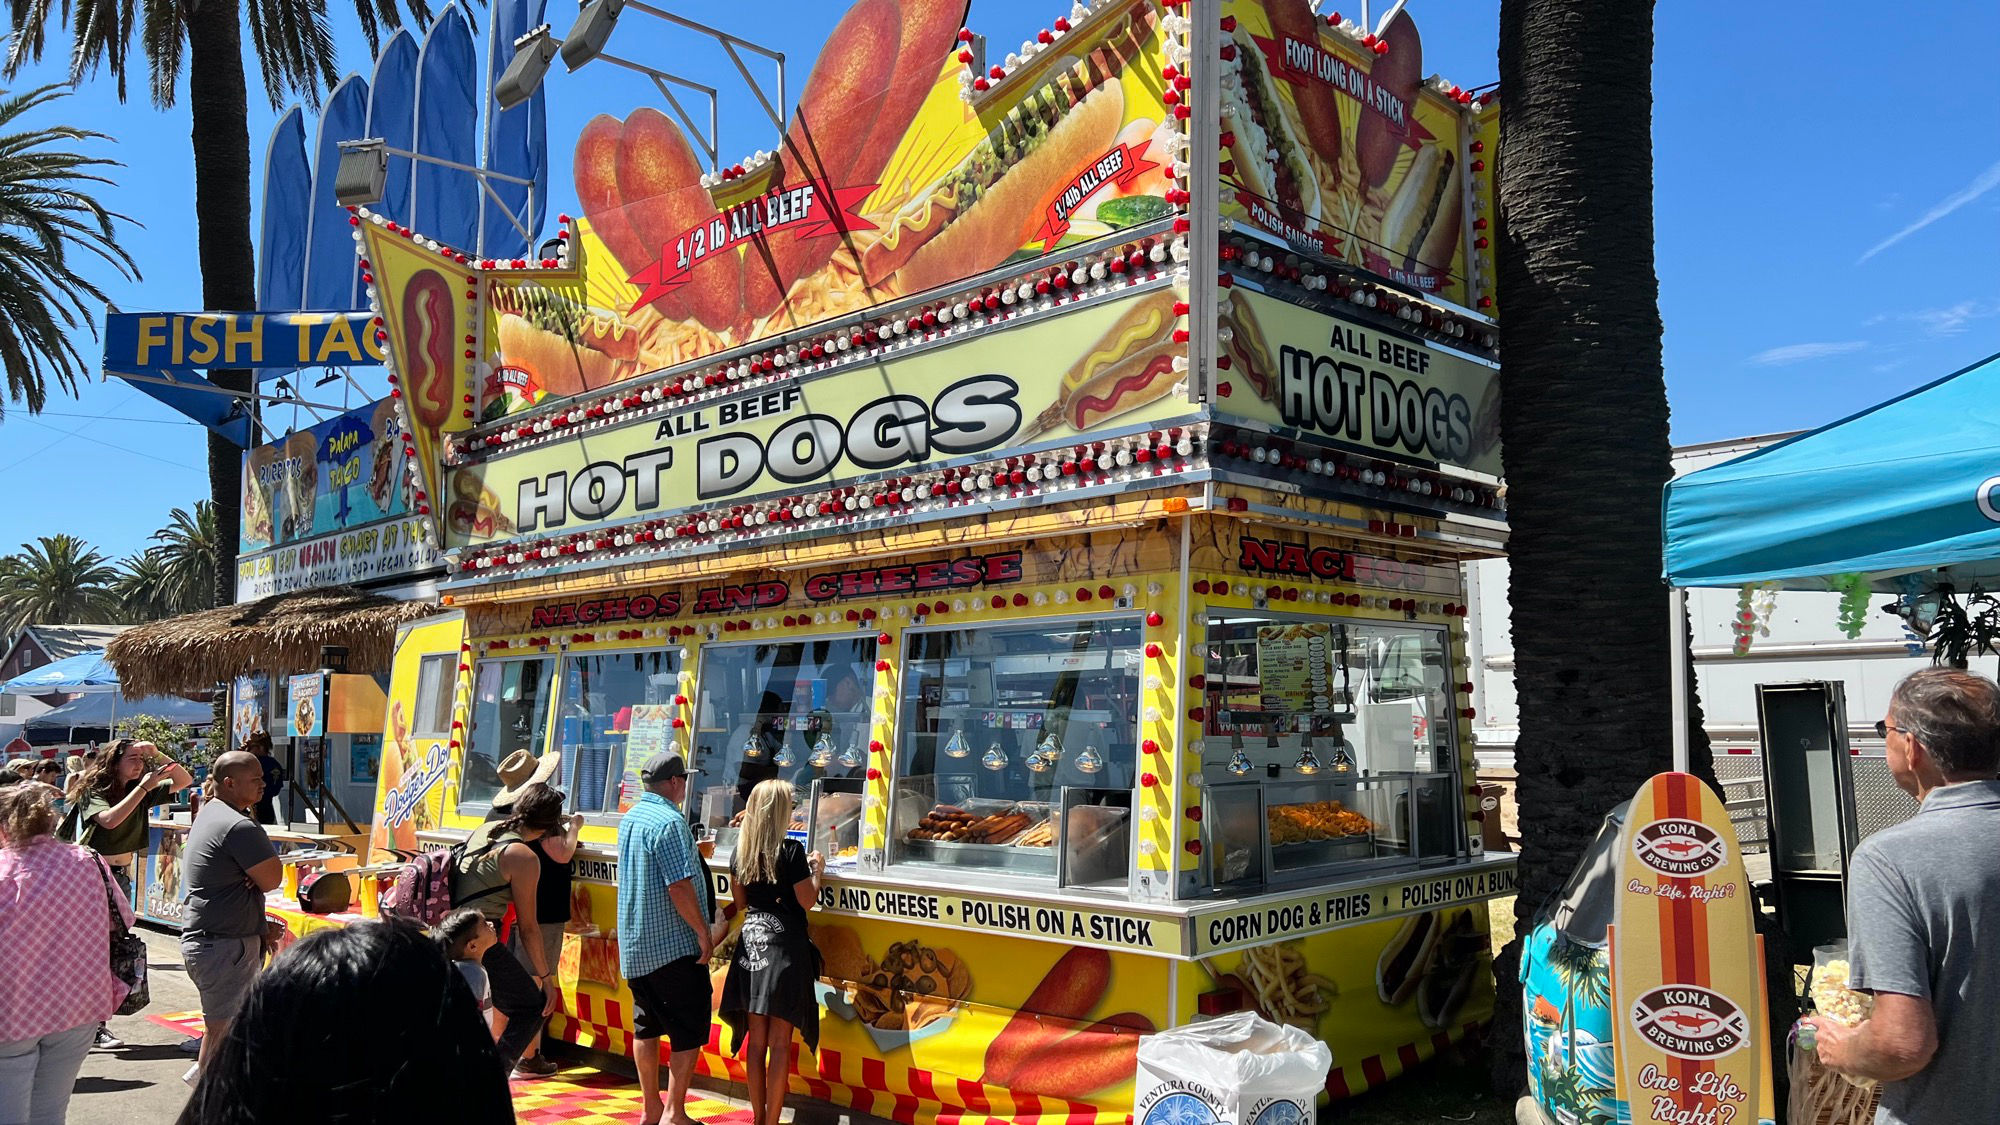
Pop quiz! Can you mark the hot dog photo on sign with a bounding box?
[489,0,1179,422]
[1221,0,1469,299]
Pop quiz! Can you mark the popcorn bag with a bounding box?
[1132,1012,1332,1125]
[1787,942,1882,1125]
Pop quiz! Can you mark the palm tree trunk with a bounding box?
[187,0,256,609]
[1487,0,1682,1093]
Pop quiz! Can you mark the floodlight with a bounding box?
[497,26,559,109]
[561,0,625,71]
[333,139,388,208]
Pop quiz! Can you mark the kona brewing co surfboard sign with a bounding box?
[1609,772,1770,1125]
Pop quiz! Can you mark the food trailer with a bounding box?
[351,0,1514,1117]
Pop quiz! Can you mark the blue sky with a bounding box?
[0,0,1995,561]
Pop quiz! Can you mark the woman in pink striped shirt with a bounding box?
[0,782,135,1125]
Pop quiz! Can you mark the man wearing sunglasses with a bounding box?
[1805,667,2000,1125]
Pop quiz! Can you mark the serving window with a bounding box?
[1197,614,1456,779]
[556,647,683,815]
[890,617,1142,879]
[1192,613,1465,888]
[687,636,877,832]
[463,655,557,808]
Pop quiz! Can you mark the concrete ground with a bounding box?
[70,924,890,1125]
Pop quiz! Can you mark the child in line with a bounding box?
[434,908,499,1035]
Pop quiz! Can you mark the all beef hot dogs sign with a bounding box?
[1222,287,1501,477]
[439,286,1191,548]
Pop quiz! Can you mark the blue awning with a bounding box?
[1,650,121,694]
[22,691,215,744]
[1664,350,2000,589]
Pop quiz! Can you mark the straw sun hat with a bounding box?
[491,749,560,808]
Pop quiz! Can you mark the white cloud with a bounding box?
[1908,300,1995,336]
[1748,341,1869,366]
[1858,159,2000,264]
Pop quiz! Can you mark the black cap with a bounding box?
[641,751,695,782]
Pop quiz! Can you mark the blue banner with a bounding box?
[480,0,549,259]
[258,107,311,312]
[413,5,480,253]
[304,75,371,310]
[368,31,422,229]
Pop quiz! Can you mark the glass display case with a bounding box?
[890,617,1141,878]
[808,777,866,872]
[1191,612,1467,889]
[687,637,876,832]
[555,647,683,815]
[463,656,557,807]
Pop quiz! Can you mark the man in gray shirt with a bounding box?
[179,750,282,1084]
[1805,667,2000,1124]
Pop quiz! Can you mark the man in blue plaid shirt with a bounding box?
[618,752,720,1125]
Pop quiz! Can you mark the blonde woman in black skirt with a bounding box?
[719,779,823,1125]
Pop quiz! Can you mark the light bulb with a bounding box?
[774,742,795,768]
[809,732,836,768]
[742,733,765,760]
[1075,744,1104,774]
[1227,747,1254,775]
[981,742,1009,771]
[944,728,971,758]
[1331,746,1355,774]
[839,740,865,770]
[1294,748,1322,775]
[1026,742,1053,772]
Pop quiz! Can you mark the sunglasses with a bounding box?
[1873,720,1908,739]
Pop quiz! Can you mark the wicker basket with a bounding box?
[1787,1042,1882,1125]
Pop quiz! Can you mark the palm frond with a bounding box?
[0,83,136,415]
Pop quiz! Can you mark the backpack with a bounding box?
[380,836,508,926]
[380,846,463,925]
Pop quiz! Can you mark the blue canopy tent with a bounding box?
[1660,349,2000,770]
[22,692,215,746]
[0,649,122,694]
[1665,350,2000,591]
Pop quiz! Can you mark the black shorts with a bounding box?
[628,956,711,1051]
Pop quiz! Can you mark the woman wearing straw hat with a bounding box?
[486,750,582,1077]
[454,765,571,1077]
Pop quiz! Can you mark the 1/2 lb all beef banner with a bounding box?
[482,0,1178,418]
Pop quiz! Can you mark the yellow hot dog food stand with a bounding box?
[348,0,1514,1119]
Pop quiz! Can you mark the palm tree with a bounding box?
[0,84,137,415]
[4,0,436,606]
[114,549,175,621]
[0,533,120,631]
[148,500,221,615]
[1546,934,1610,1083]
[1485,0,1720,1088]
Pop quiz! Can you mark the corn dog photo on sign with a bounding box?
[1610,772,1772,1125]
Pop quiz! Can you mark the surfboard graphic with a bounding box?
[1609,772,1768,1125]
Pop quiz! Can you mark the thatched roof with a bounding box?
[106,587,444,696]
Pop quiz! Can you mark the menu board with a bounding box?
[349,734,382,785]
[618,704,677,811]
[230,673,270,749]
[1257,623,1335,712]
[287,673,327,738]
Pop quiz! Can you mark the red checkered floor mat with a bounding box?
[149,1012,753,1123]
